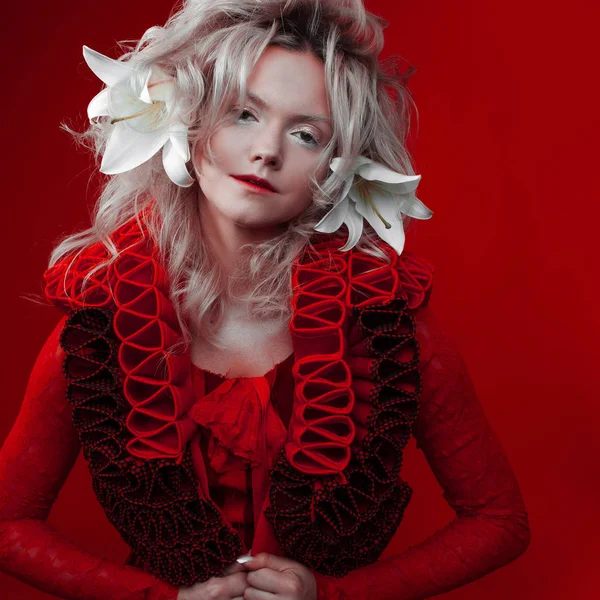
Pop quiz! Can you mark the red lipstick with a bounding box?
[231,174,278,193]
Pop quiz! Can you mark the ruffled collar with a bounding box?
[44,213,434,477]
[45,210,436,577]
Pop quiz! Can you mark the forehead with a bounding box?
[244,46,330,119]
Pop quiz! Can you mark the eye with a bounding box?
[293,129,320,148]
[237,109,256,122]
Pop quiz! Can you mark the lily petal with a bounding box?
[314,197,350,233]
[108,86,169,133]
[381,176,422,196]
[146,66,175,103]
[314,171,354,225]
[338,202,364,252]
[163,139,194,187]
[357,161,422,188]
[100,121,170,174]
[106,87,147,121]
[330,155,371,177]
[83,45,136,88]
[169,124,191,161]
[87,89,110,120]
[138,69,153,105]
[396,194,434,220]
[351,187,406,256]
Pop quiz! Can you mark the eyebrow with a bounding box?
[245,90,332,126]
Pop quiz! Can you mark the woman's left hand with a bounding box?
[241,553,317,600]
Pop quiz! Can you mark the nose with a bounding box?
[249,127,283,170]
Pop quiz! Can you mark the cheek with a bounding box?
[288,170,318,215]
[195,127,240,173]
[209,128,234,158]
[314,160,329,183]
[291,157,328,196]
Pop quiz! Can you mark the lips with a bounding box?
[231,174,278,192]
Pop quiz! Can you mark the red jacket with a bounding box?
[0,213,530,599]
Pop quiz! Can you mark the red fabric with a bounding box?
[313,305,531,599]
[0,304,530,599]
[285,239,433,478]
[40,216,438,573]
[43,217,428,483]
[0,316,177,600]
[188,356,295,553]
[0,215,530,597]
[259,243,428,571]
[43,216,199,464]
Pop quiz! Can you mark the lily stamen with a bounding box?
[357,179,392,229]
[110,100,165,125]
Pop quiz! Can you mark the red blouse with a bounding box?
[189,353,296,555]
[0,305,530,600]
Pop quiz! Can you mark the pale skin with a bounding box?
[177,553,317,600]
[177,46,332,598]
[193,45,333,273]
[189,45,334,379]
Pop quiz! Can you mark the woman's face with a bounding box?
[194,46,333,231]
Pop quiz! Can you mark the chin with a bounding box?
[226,213,270,228]
[235,213,289,232]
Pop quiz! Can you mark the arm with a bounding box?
[0,317,179,600]
[314,306,531,599]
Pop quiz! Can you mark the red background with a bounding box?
[2,0,598,597]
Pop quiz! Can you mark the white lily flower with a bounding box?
[82,46,194,188]
[314,156,433,256]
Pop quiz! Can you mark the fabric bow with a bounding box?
[188,375,287,475]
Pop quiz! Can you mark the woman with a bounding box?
[0,1,531,599]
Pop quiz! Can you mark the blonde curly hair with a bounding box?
[52,0,420,348]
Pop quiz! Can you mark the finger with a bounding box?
[246,567,287,594]
[244,586,277,600]
[222,561,246,576]
[222,571,248,597]
[242,552,295,572]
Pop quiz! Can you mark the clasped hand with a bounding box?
[241,553,317,600]
[177,552,317,599]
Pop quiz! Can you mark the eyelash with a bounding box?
[235,108,321,148]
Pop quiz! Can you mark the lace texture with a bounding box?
[60,307,243,586]
[42,213,440,584]
[265,241,425,576]
[0,212,532,598]
[46,217,199,463]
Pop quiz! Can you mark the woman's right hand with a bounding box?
[177,561,248,600]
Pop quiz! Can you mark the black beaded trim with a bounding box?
[265,297,421,577]
[59,307,243,586]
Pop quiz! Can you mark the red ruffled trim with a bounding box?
[286,238,433,476]
[44,217,198,464]
[58,307,244,585]
[44,217,434,474]
[265,294,422,576]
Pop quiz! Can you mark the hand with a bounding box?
[241,553,317,600]
[177,560,248,599]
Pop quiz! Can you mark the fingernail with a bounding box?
[236,555,255,564]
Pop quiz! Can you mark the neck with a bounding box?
[198,195,283,275]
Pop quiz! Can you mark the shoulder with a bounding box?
[394,249,435,310]
[354,241,435,310]
[299,236,435,310]
[43,214,152,314]
[346,236,435,309]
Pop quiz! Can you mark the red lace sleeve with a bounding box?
[314,306,531,599]
[0,317,178,600]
